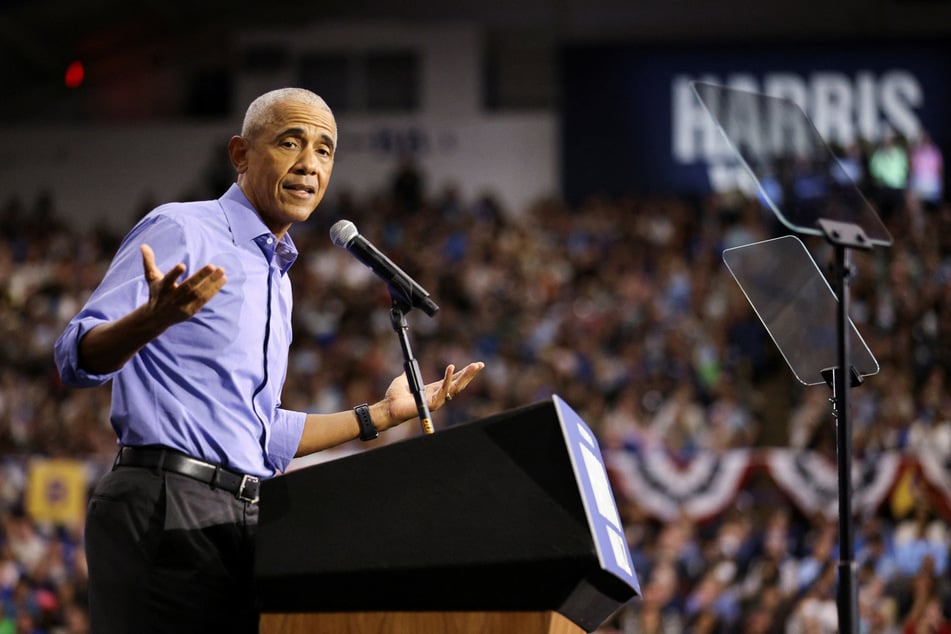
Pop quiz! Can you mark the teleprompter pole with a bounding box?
[818,219,871,634]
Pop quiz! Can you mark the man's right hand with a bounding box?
[77,244,227,375]
[141,244,227,326]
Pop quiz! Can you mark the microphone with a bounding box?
[330,219,439,316]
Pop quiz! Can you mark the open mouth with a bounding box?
[284,183,316,195]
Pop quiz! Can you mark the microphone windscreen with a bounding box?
[329,219,358,247]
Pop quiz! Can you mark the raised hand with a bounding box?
[381,361,485,428]
[140,244,227,327]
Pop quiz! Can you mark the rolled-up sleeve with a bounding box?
[53,213,185,388]
[54,316,120,387]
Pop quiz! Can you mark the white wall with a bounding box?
[0,113,556,232]
[332,112,557,214]
[235,22,483,118]
[0,22,557,232]
[0,123,233,231]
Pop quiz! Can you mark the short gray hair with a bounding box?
[241,88,333,139]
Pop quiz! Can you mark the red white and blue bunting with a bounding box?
[605,449,753,522]
[605,448,947,522]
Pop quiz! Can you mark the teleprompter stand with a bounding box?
[255,396,640,633]
[725,228,877,634]
[694,82,893,634]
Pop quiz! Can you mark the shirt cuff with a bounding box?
[268,409,308,473]
[54,317,120,387]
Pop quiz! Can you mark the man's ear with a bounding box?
[228,135,249,173]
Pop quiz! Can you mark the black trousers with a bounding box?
[85,465,260,634]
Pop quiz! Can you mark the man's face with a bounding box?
[231,100,336,238]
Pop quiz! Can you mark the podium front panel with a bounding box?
[255,396,639,631]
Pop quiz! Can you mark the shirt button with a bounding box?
[266,237,274,245]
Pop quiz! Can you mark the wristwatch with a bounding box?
[353,403,379,441]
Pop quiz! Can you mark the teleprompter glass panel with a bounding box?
[692,82,892,247]
[723,235,879,386]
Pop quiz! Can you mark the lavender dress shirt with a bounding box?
[55,184,307,477]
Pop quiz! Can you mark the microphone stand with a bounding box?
[389,294,434,435]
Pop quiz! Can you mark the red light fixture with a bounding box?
[64,60,85,88]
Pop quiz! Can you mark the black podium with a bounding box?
[255,395,640,633]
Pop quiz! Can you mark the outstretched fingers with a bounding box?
[443,361,485,402]
[173,265,227,316]
[440,364,455,402]
[139,244,226,323]
[141,243,185,292]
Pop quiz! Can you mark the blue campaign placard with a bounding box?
[552,395,641,595]
[561,40,951,205]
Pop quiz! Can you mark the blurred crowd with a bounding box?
[0,129,949,633]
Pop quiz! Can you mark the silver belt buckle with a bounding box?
[237,474,260,504]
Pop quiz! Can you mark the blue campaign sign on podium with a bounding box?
[552,395,641,595]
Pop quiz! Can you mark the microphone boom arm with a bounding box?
[330,219,438,434]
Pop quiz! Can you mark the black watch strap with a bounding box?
[354,403,379,441]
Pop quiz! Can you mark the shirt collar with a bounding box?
[220,183,299,275]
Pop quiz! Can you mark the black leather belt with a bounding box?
[114,446,260,504]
